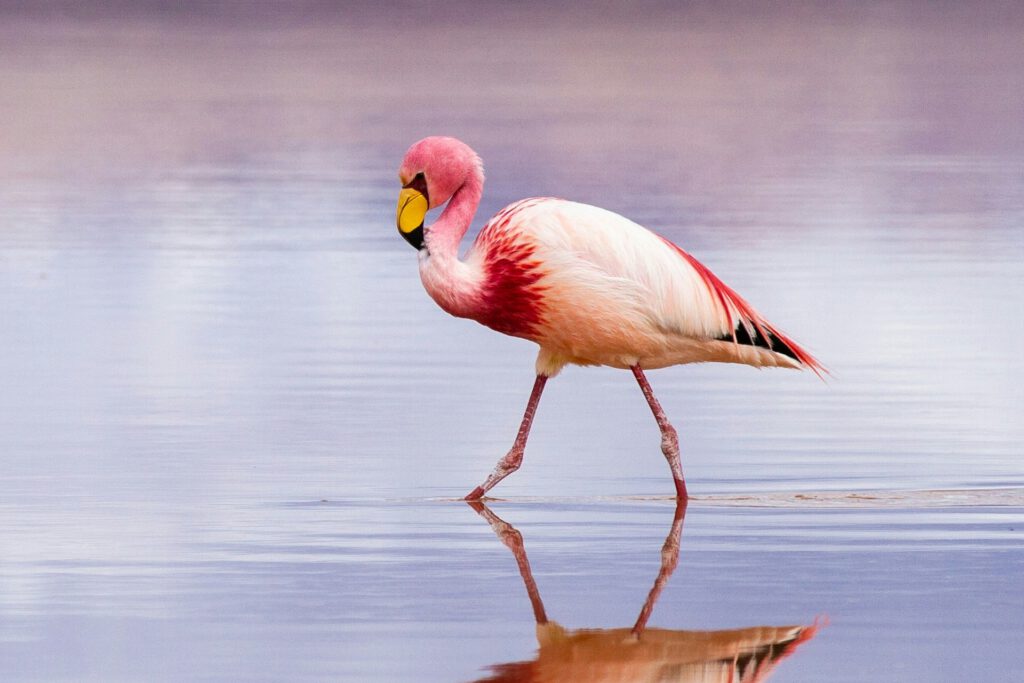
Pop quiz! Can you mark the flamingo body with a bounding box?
[395,136,822,499]
[453,197,821,376]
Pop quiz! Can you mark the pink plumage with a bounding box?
[395,136,823,500]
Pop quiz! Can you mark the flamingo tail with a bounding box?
[662,236,828,379]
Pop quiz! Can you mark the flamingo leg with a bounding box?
[631,365,688,500]
[465,375,548,500]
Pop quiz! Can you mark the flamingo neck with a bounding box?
[418,171,486,319]
[425,171,483,257]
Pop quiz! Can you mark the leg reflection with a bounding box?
[468,500,548,625]
[632,499,687,635]
[468,499,687,634]
[467,501,818,683]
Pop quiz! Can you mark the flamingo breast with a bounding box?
[466,199,555,339]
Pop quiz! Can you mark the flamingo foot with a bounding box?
[465,445,525,500]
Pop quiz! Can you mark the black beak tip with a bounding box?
[401,224,425,250]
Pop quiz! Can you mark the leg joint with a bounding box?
[660,424,678,453]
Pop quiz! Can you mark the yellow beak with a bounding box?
[396,187,428,249]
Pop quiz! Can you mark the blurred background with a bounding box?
[1,2,1022,681]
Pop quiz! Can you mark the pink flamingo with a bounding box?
[396,137,823,501]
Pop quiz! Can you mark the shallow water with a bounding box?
[1,3,1023,681]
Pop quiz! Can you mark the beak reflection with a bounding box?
[467,501,818,683]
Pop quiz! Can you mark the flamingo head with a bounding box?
[396,136,483,250]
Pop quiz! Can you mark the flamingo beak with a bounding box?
[396,187,428,250]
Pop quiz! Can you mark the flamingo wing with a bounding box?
[473,199,823,375]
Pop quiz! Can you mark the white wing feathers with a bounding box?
[533,201,735,339]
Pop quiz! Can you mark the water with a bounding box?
[1,3,1022,681]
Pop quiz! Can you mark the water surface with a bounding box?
[1,3,1022,681]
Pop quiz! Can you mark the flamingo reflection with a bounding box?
[468,502,816,683]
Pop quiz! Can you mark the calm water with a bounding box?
[1,3,1023,681]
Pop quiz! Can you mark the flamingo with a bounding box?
[395,136,823,501]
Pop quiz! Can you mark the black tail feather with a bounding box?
[715,324,800,362]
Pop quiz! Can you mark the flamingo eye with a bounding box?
[404,172,429,201]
